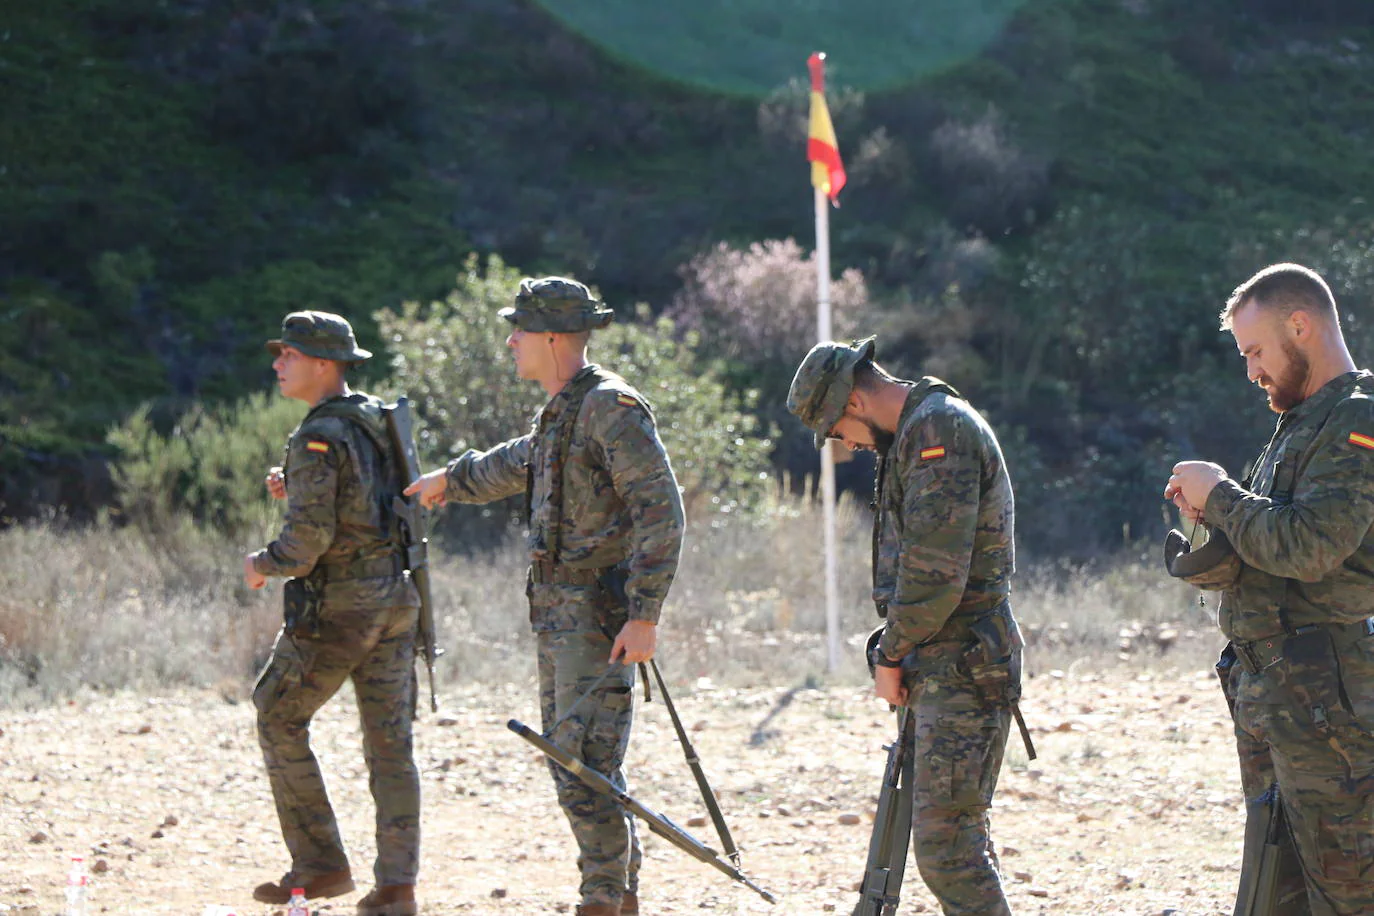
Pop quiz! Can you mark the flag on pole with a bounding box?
[807,52,846,205]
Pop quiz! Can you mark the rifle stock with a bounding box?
[384,397,441,713]
[508,718,777,904]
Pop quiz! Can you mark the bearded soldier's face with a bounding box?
[1231,302,1311,413]
[829,413,895,455]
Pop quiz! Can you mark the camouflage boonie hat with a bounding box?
[499,276,614,333]
[1163,526,1241,591]
[265,310,372,363]
[787,337,877,449]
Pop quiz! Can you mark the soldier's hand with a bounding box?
[874,665,907,707]
[265,466,286,500]
[1166,461,1227,516]
[403,468,448,509]
[243,554,267,590]
[610,619,656,665]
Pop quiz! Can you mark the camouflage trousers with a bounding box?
[537,624,641,909]
[1222,633,1374,916]
[253,603,421,887]
[905,641,1015,916]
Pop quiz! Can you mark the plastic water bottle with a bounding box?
[65,856,88,916]
[287,887,309,916]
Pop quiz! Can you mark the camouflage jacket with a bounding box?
[252,391,419,611]
[875,379,1016,661]
[444,365,685,627]
[1205,370,1374,642]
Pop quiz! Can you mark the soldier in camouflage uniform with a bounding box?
[1165,264,1374,915]
[406,277,685,916]
[788,338,1020,916]
[243,311,422,916]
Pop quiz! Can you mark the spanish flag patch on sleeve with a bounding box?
[920,445,946,461]
[306,440,331,454]
[616,393,639,408]
[1349,432,1374,451]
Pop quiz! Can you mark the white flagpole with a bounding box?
[815,186,841,674]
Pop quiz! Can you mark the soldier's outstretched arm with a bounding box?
[432,433,533,506]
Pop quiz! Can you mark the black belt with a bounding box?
[529,560,611,586]
[1232,617,1374,675]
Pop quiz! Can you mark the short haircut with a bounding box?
[852,358,900,393]
[1221,263,1339,330]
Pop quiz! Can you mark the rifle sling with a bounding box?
[1012,701,1037,761]
[648,659,741,866]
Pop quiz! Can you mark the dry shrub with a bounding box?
[928,105,1050,237]
[665,239,869,367]
[0,502,1220,706]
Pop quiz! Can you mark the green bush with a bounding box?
[108,391,304,540]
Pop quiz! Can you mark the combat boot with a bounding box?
[574,904,620,916]
[620,891,639,914]
[252,869,355,904]
[357,884,417,916]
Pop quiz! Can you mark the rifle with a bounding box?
[508,718,777,904]
[383,397,441,713]
[854,707,916,916]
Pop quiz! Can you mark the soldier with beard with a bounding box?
[787,338,1021,916]
[1166,263,1374,915]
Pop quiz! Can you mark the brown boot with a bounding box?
[357,884,417,916]
[574,905,620,916]
[252,869,355,904]
[620,891,638,915]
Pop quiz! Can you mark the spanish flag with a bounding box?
[807,52,846,205]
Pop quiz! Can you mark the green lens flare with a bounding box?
[533,0,1031,95]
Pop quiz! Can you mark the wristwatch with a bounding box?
[873,652,904,669]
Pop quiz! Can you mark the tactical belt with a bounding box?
[1232,616,1374,675]
[317,553,406,582]
[529,560,612,586]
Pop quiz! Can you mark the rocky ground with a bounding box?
[1,665,1242,915]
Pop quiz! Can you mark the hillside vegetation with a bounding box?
[7,0,1374,555]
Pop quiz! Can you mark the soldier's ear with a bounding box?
[1288,309,1312,340]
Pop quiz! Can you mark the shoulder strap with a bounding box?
[309,395,394,466]
[538,367,612,566]
[306,395,404,552]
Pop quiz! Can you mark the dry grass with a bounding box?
[0,498,1220,707]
